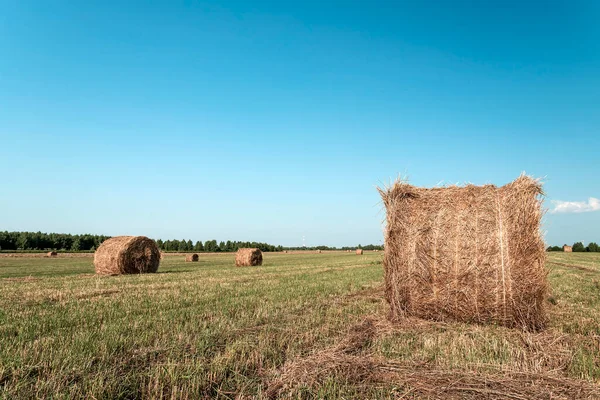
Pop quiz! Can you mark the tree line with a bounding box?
[0,231,110,251]
[547,242,600,252]
[158,239,283,253]
[0,231,384,253]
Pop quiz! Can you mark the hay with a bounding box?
[94,236,160,275]
[378,174,548,331]
[47,251,57,257]
[563,245,572,252]
[235,248,263,267]
[356,249,364,255]
[185,253,199,262]
[316,250,322,253]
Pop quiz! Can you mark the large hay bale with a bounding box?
[94,236,160,275]
[563,245,572,252]
[356,249,364,255]
[379,175,548,330]
[185,253,199,262]
[235,248,263,267]
[47,251,57,257]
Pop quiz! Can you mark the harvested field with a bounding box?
[0,252,599,398]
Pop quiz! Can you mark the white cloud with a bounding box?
[551,197,600,214]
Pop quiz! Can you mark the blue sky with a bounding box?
[1,0,598,247]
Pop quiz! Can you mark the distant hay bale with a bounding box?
[185,253,199,262]
[47,251,57,257]
[356,249,364,255]
[316,250,322,253]
[379,175,548,331]
[235,248,263,267]
[563,245,572,252]
[94,236,160,275]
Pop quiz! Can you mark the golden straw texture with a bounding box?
[94,236,160,275]
[185,254,199,262]
[235,248,263,267]
[378,175,547,331]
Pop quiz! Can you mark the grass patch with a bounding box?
[0,252,599,398]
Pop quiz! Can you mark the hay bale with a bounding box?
[185,253,199,262]
[563,245,572,252]
[379,175,548,330]
[47,251,57,257]
[356,249,364,255]
[235,248,263,267]
[316,250,322,253]
[94,236,160,275]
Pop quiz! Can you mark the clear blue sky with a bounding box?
[1,1,598,247]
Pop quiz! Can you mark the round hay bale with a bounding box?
[316,249,322,253]
[47,251,58,257]
[185,253,199,262]
[235,248,263,267]
[94,236,160,275]
[356,249,364,255]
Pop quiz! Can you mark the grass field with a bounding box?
[1,252,599,399]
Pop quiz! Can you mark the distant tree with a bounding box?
[194,241,204,251]
[587,242,599,252]
[572,242,586,252]
[205,240,218,252]
[16,233,30,250]
[71,238,81,251]
[178,240,188,252]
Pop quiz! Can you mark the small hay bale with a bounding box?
[47,251,58,257]
[235,248,263,267]
[356,249,364,255]
[94,236,160,275]
[563,245,572,252]
[316,250,322,253]
[379,175,548,331]
[185,253,199,262]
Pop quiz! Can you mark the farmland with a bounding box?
[0,252,599,399]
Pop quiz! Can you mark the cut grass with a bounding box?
[0,252,599,399]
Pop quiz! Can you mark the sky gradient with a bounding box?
[1,1,599,247]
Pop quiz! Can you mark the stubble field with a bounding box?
[0,251,599,399]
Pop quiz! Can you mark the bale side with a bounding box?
[185,254,199,262]
[235,248,263,267]
[94,236,160,275]
[47,251,57,257]
[379,175,547,331]
[356,249,364,255]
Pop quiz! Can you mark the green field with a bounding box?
[1,252,599,399]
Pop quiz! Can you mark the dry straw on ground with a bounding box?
[94,236,161,275]
[235,248,263,267]
[356,249,364,255]
[47,251,57,257]
[378,174,548,331]
[185,254,199,262]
